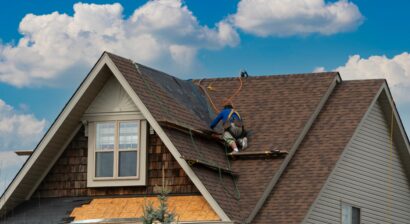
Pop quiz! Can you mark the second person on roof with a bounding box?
[210,102,248,153]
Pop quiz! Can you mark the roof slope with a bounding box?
[253,80,384,223]
[198,74,338,220]
[107,53,342,221]
[107,53,209,131]
[108,54,241,218]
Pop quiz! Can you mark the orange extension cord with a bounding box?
[196,77,243,113]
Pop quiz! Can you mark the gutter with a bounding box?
[244,74,341,223]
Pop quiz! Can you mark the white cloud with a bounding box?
[0,99,46,150]
[0,99,41,194]
[314,66,326,72]
[336,53,410,103]
[0,0,239,87]
[230,0,363,37]
[0,151,28,194]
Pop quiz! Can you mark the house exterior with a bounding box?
[0,52,409,224]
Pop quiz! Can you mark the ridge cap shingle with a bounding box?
[105,51,339,82]
[193,72,339,82]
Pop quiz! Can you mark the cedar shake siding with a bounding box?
[33,126,199,198]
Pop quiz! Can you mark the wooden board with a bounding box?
[14,150,33,156]
[227,150,288,160]
[181,156,238,177]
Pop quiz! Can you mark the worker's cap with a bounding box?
[222,99,233,108]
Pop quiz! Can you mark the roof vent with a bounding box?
[240,69,249,78]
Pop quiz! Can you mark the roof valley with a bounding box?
[199,72,340,222]
[243,74,340,223]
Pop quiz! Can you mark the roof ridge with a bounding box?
[105,51,340,82]
[104,51,342,81]
[192,72,339,82]
[343,78,386,83]
[104,51,133,62]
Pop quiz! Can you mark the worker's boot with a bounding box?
[238,137,248,150]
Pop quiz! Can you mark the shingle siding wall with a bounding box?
[33,127,198,198]
[304,100,410,223]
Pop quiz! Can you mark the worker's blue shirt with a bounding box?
[210,108,241,129]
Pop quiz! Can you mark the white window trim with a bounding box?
[86,114,147,187]
[341,202,361,224]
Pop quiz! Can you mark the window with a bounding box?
[342,203,360,224]
[86,117,147,187]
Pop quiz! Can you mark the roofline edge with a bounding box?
[382,81,410,152]
[0,52,110,214]
[379,82,410,180]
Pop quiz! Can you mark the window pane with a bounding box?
[352,207,360,224]
[95,152,114,177]
[342,204,352,224]
[119,151,137,177]
[96,122,115,151]
[119,122,139,150]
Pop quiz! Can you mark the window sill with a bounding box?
[87,177,146,188]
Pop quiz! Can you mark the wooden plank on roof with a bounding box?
[227,150,288,160]
[181,156,238,177]
[15,150,33,156]
[158,120,224,144]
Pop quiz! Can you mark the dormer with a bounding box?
[82,76,147,187]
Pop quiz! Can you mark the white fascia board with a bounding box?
[381,83,410,155]
[26,124,82,199]
[104,55,230,222]
[0,54,110,211]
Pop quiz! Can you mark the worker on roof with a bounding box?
[210,102,247,153]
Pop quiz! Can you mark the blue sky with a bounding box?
[0,0,409,191]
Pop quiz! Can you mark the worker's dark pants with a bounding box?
[222,124,243,145]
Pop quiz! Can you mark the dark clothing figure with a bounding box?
[210,105,247,152]
[210,108,241,129]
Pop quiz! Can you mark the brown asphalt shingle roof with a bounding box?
[198,74,338,221]
[108,53,230,168]
[107,52,384,223]
[108,53,208,131]
[108,53,240,218]
[253,80,384,223]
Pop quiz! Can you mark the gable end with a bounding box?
[304,86,410,223]
[0,52,231,222]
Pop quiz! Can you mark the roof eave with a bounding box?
[0,53,112,215]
